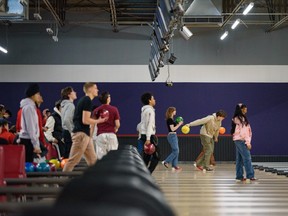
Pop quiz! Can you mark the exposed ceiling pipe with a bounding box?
[108,0,118,32]
[221,0,246,28]
[43,0,65,27]
[266,15,288,32]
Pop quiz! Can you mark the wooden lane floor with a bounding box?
[152,163,288,216]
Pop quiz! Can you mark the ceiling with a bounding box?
[1,0,288,32]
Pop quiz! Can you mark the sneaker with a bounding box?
[203,168,214,172]
[235,178,246,182]
[172,166,182,171]
[250,177,258,181]
[194,163,203,171]
[161,161,169,168]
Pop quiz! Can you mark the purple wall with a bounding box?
[1,82,288,156]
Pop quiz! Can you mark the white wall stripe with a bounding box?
[1,65,288,83]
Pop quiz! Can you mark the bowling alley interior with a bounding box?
[1,0,288,215]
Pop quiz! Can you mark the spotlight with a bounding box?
[0,46,8,54]
[168,53,177,64]
[179,26,193,40]
[33,13,42,20]
[20,0,28,6]
[173,3,185,16]
[159,60,165,67]
[243,2,254,15]
[166,81,173,87]
[46,28,53,35]
[220,31,228,40]
[52,36,58,42]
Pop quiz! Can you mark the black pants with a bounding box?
[140,134,160,173]
[62,130,72,158]
[20,138,34,162]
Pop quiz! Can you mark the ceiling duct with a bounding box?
[183,0,223,26]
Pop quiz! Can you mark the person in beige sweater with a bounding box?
[186,110,227,172]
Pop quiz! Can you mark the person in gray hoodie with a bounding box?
[61,86,77,158]
[19,83,42,162]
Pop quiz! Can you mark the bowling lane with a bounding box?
[153,163,288,216]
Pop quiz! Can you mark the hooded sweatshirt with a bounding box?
[61,99,75,133]
[44,107,62,142]
[19,98,40,149]
[232,117,252,144]
[137,105,156,141]
[188,113,221,139]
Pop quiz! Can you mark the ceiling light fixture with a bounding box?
[231,19,241,29]
[243,2,254,15]
[0,46,8,54]
[179,26,193,40]
[220,31,228,40]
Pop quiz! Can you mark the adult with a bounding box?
[186,110,227,172]
[231,103,257,182]
[19,83,42,162]
[137,92,159,174]
[63,83,107,172]
[61,86,77,158]
[162,107,183,171]
[44,100,65,157]
[92,91,120,160]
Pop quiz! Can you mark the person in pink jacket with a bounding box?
[231,104,257,182]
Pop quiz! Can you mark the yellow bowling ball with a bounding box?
[49,159,60,169]
[181,125,190,134]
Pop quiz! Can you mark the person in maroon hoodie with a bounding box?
[92,91,120,160]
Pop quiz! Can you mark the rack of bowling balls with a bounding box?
[25,158,69,173]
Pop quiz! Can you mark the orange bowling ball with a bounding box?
[219,127,226,135]
[60,158,68,169]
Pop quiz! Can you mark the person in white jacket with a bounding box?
[137,92,159,173]
[44,100,65,157]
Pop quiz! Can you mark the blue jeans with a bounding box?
[234,140,254,179]
[164,134,179,167]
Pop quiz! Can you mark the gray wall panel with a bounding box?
[0,24,287,65]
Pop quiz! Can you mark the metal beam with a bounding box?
[108,0,118,32]
[43,0,65,27]
[266,15,288,32]
[221,0,246,28]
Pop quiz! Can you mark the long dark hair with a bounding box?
[230,103,249,135]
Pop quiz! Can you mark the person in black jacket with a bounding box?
[44,100,65,157]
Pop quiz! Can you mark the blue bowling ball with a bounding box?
[25,162,35,173]
[35,163,50,172]
[39,162,51,172]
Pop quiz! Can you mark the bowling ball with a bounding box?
[175,116,183,124]
[181,125,190,134]
[144,143,156,155]
[100,109,109,118]
[61,158,68,169]
[48,163,56,172]
[25,162,35,173]
[219,127,226,135]
[38,162,50,172]
[49,159,61,169]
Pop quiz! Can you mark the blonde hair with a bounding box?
[165,107,176,120]
[83,82,95,93]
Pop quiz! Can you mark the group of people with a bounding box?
[1,82,256,181]
[136,92,256,181]
[0,83,121,173]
